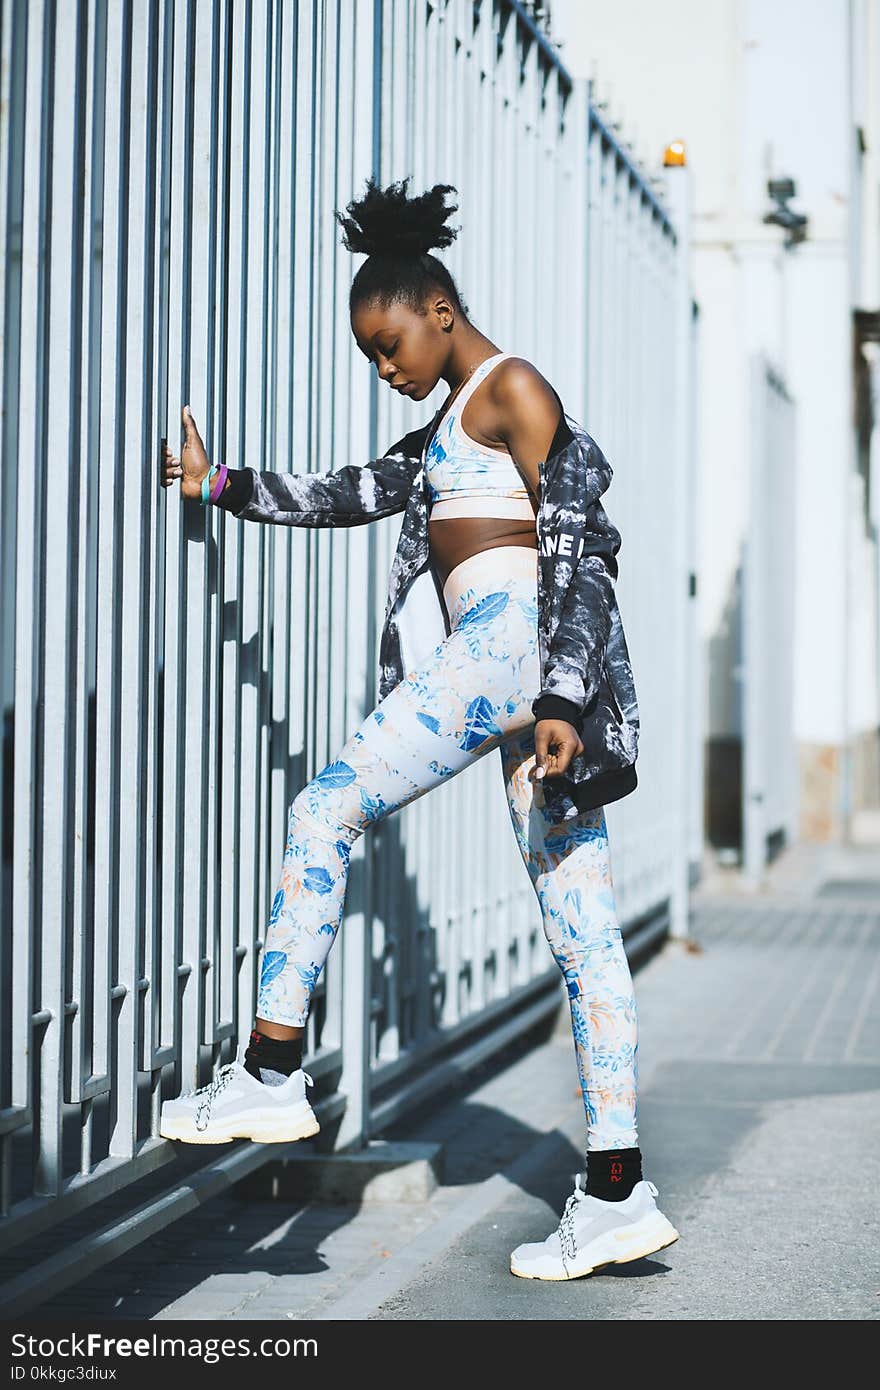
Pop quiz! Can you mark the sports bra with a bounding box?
[424,352,537,521]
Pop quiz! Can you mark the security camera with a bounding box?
[763,177,809,248]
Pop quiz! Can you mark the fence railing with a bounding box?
[0,0,695,1303]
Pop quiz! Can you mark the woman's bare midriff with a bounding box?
[428,516,538,591]
[425,373,542,589]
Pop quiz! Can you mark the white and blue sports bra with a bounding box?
[425,352,537,521]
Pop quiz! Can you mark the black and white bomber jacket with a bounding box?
[215,398,640,822]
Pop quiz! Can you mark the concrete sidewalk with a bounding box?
[31,840,880,1321]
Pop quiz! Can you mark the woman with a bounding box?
[158,177,678,1280]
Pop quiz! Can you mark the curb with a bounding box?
[233,1140,445,1205]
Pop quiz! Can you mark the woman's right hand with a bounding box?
[161,404,213,501]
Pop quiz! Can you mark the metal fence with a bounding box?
[742,356,798,878]
[0,0,695,1303]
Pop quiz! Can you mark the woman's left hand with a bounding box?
[530,719,585,783]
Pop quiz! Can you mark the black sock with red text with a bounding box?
[243,1029,303,1086]
[585,1147,642,1201]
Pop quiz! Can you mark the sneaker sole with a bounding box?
[159,1109,320,1146]
[509,1213,680,1281]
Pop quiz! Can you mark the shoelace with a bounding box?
[557,1172,588,1261]
[183,1062,315,1132]
[556,1174,659,1261]
[188,1063,238,1132]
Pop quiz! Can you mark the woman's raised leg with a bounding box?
[160,553,542,1143]
[255,577,543,1030]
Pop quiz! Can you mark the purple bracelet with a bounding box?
[209,463,228,502]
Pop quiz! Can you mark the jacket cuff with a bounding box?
[531,693,583,727]
[212,467,254,515]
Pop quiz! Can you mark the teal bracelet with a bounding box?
[200,466,219,506]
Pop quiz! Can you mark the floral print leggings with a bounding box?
[256,545,638,1150]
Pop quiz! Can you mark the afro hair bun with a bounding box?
[335,175,460,258]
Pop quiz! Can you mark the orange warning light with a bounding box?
[663,141,687,166]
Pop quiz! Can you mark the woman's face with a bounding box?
[351,295,451,401]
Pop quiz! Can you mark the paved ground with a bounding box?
[30,839,880,1321]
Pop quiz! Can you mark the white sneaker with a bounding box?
[509,1174,679,1280]
[159,1046,320,1145]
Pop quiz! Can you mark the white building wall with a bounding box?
[553,0,880,840]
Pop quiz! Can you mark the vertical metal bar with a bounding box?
[177,0,217,1086]
[110,0,153,1156]
[335,0,382,1148]
[33,0,71,1194]
[0,0,35,1219]
[158,0,189,1092]
[146,0,176,1087]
